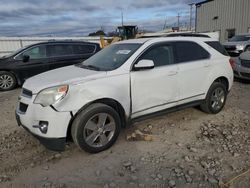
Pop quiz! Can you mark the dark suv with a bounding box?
[0,41,101,91]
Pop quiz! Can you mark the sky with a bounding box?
[0,0,203,37]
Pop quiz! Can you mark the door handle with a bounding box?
[204,62,210,67]
[168,71,178,76]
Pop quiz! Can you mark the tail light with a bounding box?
[229,58,236,68]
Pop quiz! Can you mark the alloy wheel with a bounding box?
[83,113,116,148]
[0,74,14,90]
[210,87,225,111]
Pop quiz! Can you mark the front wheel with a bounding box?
[200,82,227,114]
[71,103,121,153]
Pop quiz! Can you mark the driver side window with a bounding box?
[138,44,173,67]
[16,45,46,60]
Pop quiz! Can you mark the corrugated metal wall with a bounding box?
[196,0,250,42]
[0,37,103,57]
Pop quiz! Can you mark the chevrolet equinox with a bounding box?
[16,37,234,153]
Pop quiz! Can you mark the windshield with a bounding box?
[229,35,250,42]
[78,43,141,71]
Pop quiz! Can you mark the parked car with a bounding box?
[16,37,233,153]
[232,51,250,80]
[0,41,101,91]
[223,33,250,57]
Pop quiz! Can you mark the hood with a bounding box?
[0,56,8,64]
[23,65,107,94]
[240,51,250,61]
[223,41,246,46]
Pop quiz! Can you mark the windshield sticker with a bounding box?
[116,50,131,55]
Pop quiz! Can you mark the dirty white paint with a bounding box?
[18,37,233,139]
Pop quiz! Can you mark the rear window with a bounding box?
[173,41,210,63]
[205,41,229,56]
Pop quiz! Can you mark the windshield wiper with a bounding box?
[79,64,101,71]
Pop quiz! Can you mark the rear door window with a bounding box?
[47,44,73,57]
[173,41,210,63]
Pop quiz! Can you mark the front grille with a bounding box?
[19,102,28,113]
[22,88,32,98]
[233,70,239,76]
[228,52,239,57]
[240,72,250,78]
[224,45,236,50]
[241,60,250,68]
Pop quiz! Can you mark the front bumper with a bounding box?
[227,50,242,57]
[233,63,250,80]
[16,111,66,151]
[16,90,72,151]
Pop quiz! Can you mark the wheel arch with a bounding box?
[66,98,128,141]
[212,76,229,91]
[244,45,250,51]
[203,75,230,100]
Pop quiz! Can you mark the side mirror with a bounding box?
[22,54,30,62]
[134,59,154,71]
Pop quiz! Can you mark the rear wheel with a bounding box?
[0,71,17,91]
[71,103,121,153]
[200,82,227,114]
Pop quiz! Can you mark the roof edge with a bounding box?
[195,0,214,6]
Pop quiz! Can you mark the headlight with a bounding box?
[34,85,68,107]
[236,44,245,51]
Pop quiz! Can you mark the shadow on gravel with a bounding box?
[234,78,250,84]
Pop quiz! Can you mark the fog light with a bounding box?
[33,121,48,134]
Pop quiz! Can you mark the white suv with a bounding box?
[16,37,234,153]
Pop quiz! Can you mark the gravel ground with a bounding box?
[0,81,249,188]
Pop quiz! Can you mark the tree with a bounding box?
[88,30,106,36]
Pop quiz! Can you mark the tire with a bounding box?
[71,103,121,153]
[0,71,17,91]
[200,82,227,114]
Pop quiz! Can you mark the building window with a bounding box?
[248,27,250,33]
[226,29,236,40]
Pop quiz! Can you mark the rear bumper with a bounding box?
[16,111,66,151]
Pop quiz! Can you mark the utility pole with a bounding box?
[189,3,194,31]
[177,13,180,28]
[163,16,167,30]
[121,10,124,26]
